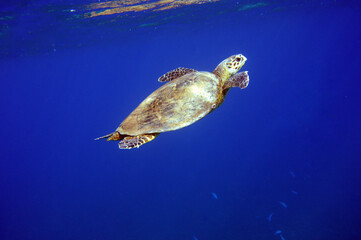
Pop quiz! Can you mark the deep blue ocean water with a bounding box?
[1,1,361,239]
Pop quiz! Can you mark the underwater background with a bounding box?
[1,0,360,239]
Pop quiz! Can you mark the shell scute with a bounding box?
[117,72,220,135]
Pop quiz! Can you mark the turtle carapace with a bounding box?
[96,54,249,149]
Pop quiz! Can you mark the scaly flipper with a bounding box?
[223,71,249,90]
[158,67,197,82]
[118,133,159,149]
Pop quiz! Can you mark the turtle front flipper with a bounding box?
[223,71,249,90]
[158,67,197,82]
[118,133,159,149]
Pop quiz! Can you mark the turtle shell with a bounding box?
[116,71,221,136]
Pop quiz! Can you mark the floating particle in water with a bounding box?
[192,235,199,240]
[268,213,273,222]
[211,192,218,200]
[274,230,282,235]
[289,171,296,178]
[280,234,286,240]
[291,190,298,195]
[278,201,288,208]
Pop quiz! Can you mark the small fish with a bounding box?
[268,213,273,222]
[278,201,288,208]
[289,171,296,178]
[291,190,298,195]
[211,192,218,200]
[274,230,282,235]
[280,234,286,240]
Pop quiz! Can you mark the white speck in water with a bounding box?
[211,192,218,200]
[278,201,288,208]
[291,190,298,195]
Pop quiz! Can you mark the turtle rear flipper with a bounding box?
[158,67,197,82]
[118,133,159,149]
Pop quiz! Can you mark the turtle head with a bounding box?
[213,54,247,83]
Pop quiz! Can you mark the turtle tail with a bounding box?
[95,131,125,141]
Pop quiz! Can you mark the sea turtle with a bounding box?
[96,54,249,149]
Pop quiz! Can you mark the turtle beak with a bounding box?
[236,54,247,63]
[242,55,247,62]
[232,54,247,65]
[235,54,247,70]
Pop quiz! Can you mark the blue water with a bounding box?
[1,1,361,239]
